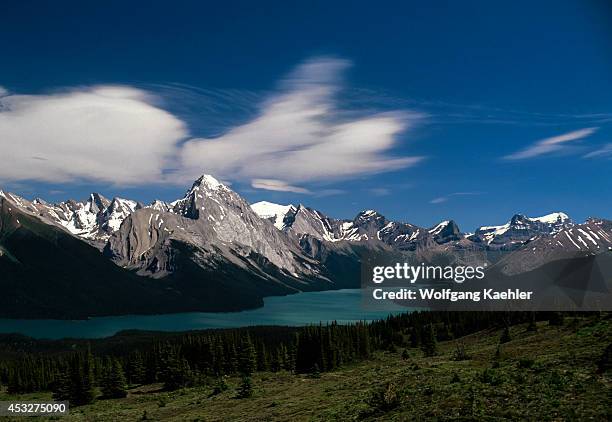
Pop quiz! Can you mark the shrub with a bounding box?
[518,358,535,369]
[480,368,503,386]
[452,342,471,361]
[494,345,502,360]
[368,382,400,412]
[237,376,253,399]
[547,370,567,389]
[211,376,229,396]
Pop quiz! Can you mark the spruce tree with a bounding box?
[73,349,96,406]
[499,326,511,344]
[421,324,438,357]
[225,343,238,374]
[238,336,257,375]
[101,358,128,398]
[52,367,71,401]
[59,349,96,406]
[410,327,420,348]
[256,342,269,372]
[7,370,22,394]
[127,353,146,385]
[162,354,191,391]
[526,312,537,332]
[53,350,96,406]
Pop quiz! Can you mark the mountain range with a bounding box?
[1,175,610,318]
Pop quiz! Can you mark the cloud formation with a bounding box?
[430,192,482,204]
[0,86,188,185]
[583,143,612,159]
[0,58,422,192]
[251,179,311,193]
[177,57,423,191]
[503,127,598,160]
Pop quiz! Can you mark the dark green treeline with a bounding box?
[0,311,540,404]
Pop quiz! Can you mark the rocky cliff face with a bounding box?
[105,176,326,292]
[0,190,141,244]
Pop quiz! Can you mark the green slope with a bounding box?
[2,316,610,421]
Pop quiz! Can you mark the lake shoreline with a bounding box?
[0,289,405,340]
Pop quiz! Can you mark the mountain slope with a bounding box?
[1,178,610,318]
[0,191,316,318]
[105,176,351,296]
[469,212,573,249]
[0,197,212,318]
[0,190,142,244]
[494,218,612,275]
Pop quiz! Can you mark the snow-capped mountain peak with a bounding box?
[428,220,462,243]
[191,174,227,191]
[103,197,140,232]
[87,193,111,214]
[171,174,235,219]
[148,200,171,212]
[473,211,574,247]
[251,201,296,229]
[529,212,570,225]
[356,209,381,220]
[429,220,450,236]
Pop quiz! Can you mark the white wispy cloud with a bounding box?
[0,58,423,192]
[583,143,612,159]
[503,127,598,160]
[430,192,482,204]
[0,86,188,185]
[251,179,311,193]
[176,57,424,192]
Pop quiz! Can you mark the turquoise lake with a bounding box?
[0,289,407,339]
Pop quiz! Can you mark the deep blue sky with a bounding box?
[1,0,611,231]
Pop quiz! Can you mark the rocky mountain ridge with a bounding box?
[1,176,611,318]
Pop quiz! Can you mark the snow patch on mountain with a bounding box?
[474,212,574,246]
[429,221,450,236]
[530,212,570,225]
[104,198,139,232]
[251,201,296,229]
